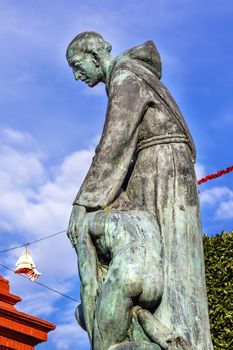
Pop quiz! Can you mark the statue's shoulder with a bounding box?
[106,56,141,93]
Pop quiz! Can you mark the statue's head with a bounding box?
[66,31,112,87]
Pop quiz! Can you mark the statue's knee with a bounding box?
[124,273,142,296]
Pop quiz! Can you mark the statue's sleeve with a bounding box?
[74,70,147,209]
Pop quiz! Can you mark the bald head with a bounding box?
[66,31,112,65]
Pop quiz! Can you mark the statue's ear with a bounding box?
[91,52,100,67]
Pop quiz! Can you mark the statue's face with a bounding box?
[68,52,103,87]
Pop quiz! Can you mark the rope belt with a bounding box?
[137,134,189,153]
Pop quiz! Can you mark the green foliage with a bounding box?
[203,231,233,350]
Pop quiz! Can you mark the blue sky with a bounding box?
[0,1,232,349]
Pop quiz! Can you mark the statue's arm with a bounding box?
[74,70,147,210]
[75,219,99,341]
[67,204,86,246]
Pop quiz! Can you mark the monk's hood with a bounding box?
[114,41,162,80]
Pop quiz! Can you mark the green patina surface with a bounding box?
[66,32,213,350]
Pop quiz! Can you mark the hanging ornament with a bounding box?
[26,267,42,281]
[14,246,41,281]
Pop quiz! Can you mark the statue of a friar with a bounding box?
[66,32,213,350]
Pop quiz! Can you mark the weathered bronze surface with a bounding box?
[66,32,213,350]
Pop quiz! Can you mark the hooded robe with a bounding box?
[74,41,213,349]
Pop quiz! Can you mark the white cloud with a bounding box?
[200,186,233,221]
[1,128,33,144]
[0,146,46,190]
[0,128,94,237]
[195,162,206,180]
[200,186,233,206]
[0,128,94,334]
[215,200,233,220]
[53,322,88,350]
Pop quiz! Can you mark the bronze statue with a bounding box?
[66,32,213,350]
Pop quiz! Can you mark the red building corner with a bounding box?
[0,276,56,349]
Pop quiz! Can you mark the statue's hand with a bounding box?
[67,205,86,246]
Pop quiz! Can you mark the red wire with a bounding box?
[198,166,233,185]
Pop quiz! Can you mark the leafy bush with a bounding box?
[203,231,233,349]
